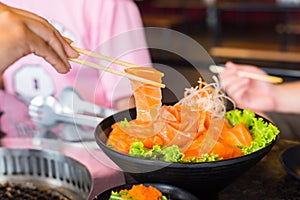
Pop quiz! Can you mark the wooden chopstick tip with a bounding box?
[69,58,165,88]
[209,65,283,84]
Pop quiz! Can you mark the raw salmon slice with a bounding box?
[125,67,164,122]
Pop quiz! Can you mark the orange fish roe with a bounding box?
[119,184,163,200]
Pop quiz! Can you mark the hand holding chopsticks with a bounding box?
[69,47,165,88]
[209,65,283,84]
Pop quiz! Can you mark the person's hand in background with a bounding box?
[0,3,78,74]
[219,61,276,112]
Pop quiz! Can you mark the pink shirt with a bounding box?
[2,0,151,108]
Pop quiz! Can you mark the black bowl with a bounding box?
[280,144,300,181]
[95,108,277,199]
[93,183,200,200]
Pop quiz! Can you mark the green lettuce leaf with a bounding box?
[225,109,255,127]
[129,142,221,163]
[225,109,280,154]
[184,153,222,163]
[129,142,184,162]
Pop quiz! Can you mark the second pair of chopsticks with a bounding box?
[69,47,165,88]
[209,65,283,84]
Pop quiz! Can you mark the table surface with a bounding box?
[1,91,300,199]
[215,2,300,11]
[218,139,300,200]
[124,138,300,200]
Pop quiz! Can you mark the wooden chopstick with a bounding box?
[71,46,165,88]
[69,58,165,88]
[73,46,141,68]
[209,65,283,84]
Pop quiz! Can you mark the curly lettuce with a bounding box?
[184,153,222,163]
[226,109,280,154]
[225,109,255,127]
[129,142,184,162]
[129,142,222,163]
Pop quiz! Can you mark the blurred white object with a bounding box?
[203,0,216,6]
[60,123,96,142]
[59,87,116,117]
[276,0,300,5]
[29,95,103,129]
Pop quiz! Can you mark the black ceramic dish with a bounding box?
[280,144,300,181]
[93,183,200,200]
[95,108,277,199]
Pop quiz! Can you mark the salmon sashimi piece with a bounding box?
[117,105,181,139]
[184,119,253,160]
[184,134,206,159]
[107,125,135,153]
[184,135,244,160]
[125,67,164,122]
[107,123,164,153]
[198,118,225,155]
[114,105,180,140]
[163,125,195,150]
[108,103,200,152]
[113,67,164,139]
[157,123,177,145]
[197,111,211,136]
[209,141,244,159]
[160,105,181,129]
[220,120,253,148]
[117,119,165,138]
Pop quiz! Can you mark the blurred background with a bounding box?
[134,0,300,83]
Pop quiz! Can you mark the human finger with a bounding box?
[225,78,249,99]
[225,61,267,75]
[26,17,78,58]
[219,65,242,88]
[25,28,71,73]
[22,17,73,68]
[10,5,78,58]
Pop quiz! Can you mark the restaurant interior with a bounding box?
[1,0,300,200]
[135,0,300,81]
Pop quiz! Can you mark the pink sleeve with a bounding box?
[0,0,151,109]
[83,0,152,107]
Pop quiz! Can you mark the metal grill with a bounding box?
[0,148,92,200]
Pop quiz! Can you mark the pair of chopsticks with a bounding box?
[69,47,165,88]
[209,65,283,84]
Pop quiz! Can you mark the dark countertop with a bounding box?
[124,138,300,200]
[215,2,300,11]
[218,139,300,200]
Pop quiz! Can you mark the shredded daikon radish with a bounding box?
[175,76,235,118]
